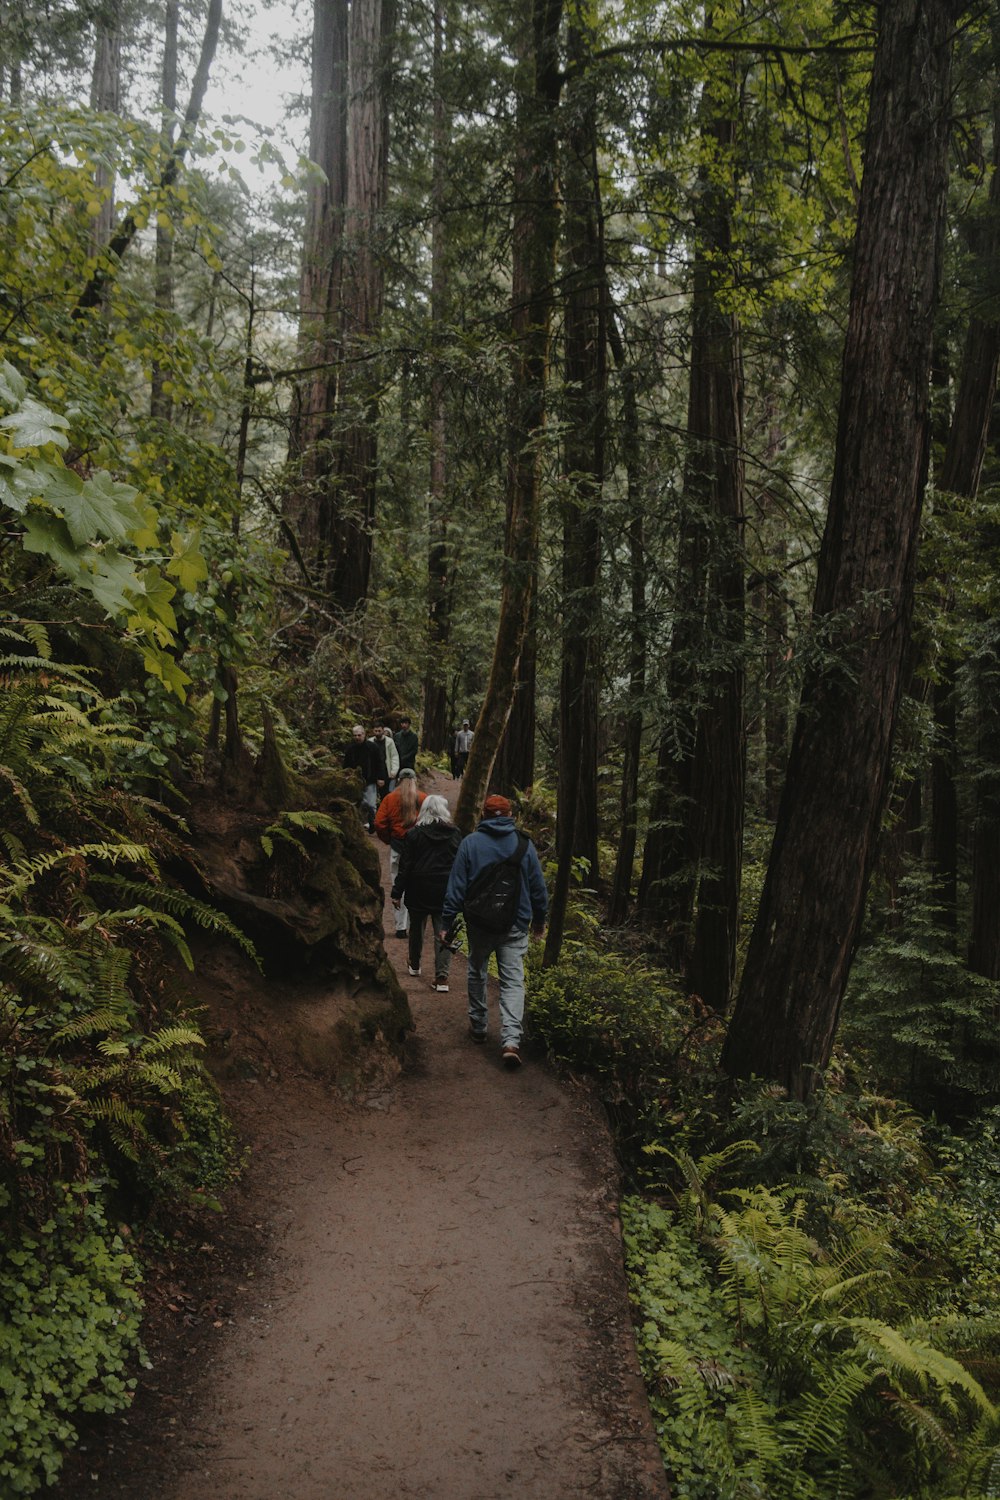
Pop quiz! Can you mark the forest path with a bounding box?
[60,773,667,1500]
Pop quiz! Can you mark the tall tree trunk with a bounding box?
[286,0,393,611]
[543,4,606,966]
[421,0,451,754]
[454,0,562,831]
[607,305,645,926]
[327,0,394,608]
[490,617,537,793]
[639,20,745,1013]
[722,0,960,1098]
[90,0,121,259]
[954,106,1000,971]
[969,621,1000,977]
[73,0,223,319]
[151,0,179,422]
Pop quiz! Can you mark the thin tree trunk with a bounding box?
[455,0,563,831]
[490,617,537,793]
[607,305,645,926]
[73,0,223,319]
[151,0,179,422]
[723,0,960,1097]
[421,0,451,754]
[544,5,605,965]
[639,21,745,1012]
[89,1,121,260]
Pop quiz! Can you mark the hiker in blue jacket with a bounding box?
[440,793,547,1070]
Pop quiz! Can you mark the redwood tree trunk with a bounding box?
[421,0,451,754]
[150,0,178,422]
[544,5,605,965]
[722,0,961,1097]
[455,0,562,831]
[285,0,393,610]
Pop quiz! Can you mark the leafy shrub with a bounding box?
[0,1186,144,1496]
[527,944,726,1157]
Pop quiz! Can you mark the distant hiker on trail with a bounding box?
[394,716,419,773]
[392,794,462,992]
[381,725,400,794]
[453,720,474,779]
[368,725,389,800]
[343,724,381,832]
[375,769,426,938]
[440,793,547,1070]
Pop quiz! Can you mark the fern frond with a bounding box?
[846,1318,995,1417]
[89,874,260,963]
[785,1361,872,1464]
[0,840,155,899]
[53,1007,130,1042]
[141,1027,205,1057]
[0,761,39,824]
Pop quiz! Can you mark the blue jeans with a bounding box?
[465,923,529,1047]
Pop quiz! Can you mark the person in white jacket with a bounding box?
[381,725,400,792]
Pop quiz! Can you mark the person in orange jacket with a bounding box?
[374,769,426,937]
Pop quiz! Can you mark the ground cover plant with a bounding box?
[0,627,245,1494]
[527,941,1000,1498]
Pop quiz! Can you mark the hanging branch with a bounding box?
[72,0,223,320]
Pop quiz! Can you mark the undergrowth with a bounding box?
[0,624,247,1493]
[528,938,1000,1498]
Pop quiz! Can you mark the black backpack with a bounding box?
[463,834,529,933]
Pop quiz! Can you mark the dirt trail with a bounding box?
[60,774,668,1500]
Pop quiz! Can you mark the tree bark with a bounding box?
[421,0,452,754]
[722,0,961,1097]
[638,20,745,1013]
[607,303,645,926]
[544,5,606,965]
[73,0,222,319]
[89,0,121,260]
[454,0,562,831]
[286,0,393,611]
[150,0,179,422]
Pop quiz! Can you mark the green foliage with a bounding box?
[0,630,244,1490]
[624,1183,1000,1500]
[844,872,1000,1111]
[0,1186,144,1496]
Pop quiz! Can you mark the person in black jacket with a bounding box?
[392,794,462,991]
[394,716,419,773]
[343,724,382,831]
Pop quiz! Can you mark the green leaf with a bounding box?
[0,398,69,449]
[21,511,84,575]
[87,549,143,617]
[166,529,208,593]
[0,360,27,406]
[56,469,142,547]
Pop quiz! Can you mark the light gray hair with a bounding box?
[416,794,454,826]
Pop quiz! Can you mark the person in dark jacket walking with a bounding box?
[393,795,462,991]
[343,724,382,831]
[394,716,419,773]
[440,793,547,1068]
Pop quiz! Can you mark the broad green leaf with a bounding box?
[87,548,142,617]
[21,511,84,575]
[166,529,209,592]
[0,398,69,449]
[0,361,27,407]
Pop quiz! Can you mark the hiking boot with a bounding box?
[433,977,449,993]
[406,964,421,977]
[502,1045,522,1070]
[468,1026,487,1044]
